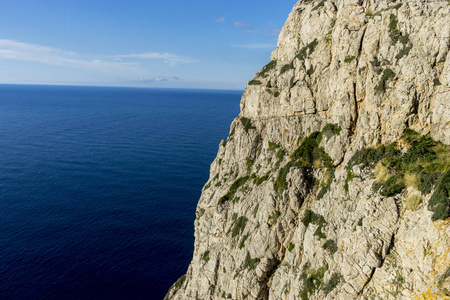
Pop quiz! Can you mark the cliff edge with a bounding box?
[166,0,450,299]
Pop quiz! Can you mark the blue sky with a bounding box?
[0,0,297,90]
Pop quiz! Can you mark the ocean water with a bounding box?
[0,85,241,300]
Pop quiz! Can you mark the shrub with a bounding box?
[230,216,248,238]
[322,239,338,254]
[419,172,443,194]
[245,157,254,170]
[268,141,280,151]
[219,176,249,204]
[280,62,294,74]
[255,174,269,186]
[322,273,342,295]
[288,242,295,252]
[274,91,280,97]
[306,65,315,76]
[295,39,318,61]
[374,68,395,93]
[240,117,256,133]
[406,194,422,210]
[396,45,412,59]
[344,55,356,63]
[248,79,263,85]
[299,264,327,300]
[379,173,405,197]
[253,203,259,218]
[312,0,325,11]
[434,78,442,86]
[257,60,277,77]
[239,235,249,249]
[243,251,260,270]
[202,251,210,264]
[302,210,326,239]
[428,169,450,221]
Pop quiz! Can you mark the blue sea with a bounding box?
[0,85,241,300]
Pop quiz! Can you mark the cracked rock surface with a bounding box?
[166,0,450,299]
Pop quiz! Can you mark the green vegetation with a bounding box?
[280,62,294,74]
[239,235,249,249]
[396,45,412,59]
[296,39,319,61]
[257,60,277,77]
[322,239,338,254]
[268,141,280,151]
[288,242,295,252]
[202,251,210,264]
[274,91,280,97]
[317,168,335,199]
[299,263,328,300]
[240,117,256,133]
[306,65,315,76]
[248,79,263,85]
[312,0,325,11]
[434,78,442,86]
[322,272,342,295]
[274,125,338,192]
[429,169,450,221]
[246,157,254,170]
[343,168,354,193]
[374,68,395,93]
[276,149,285,162]
[302,210,326,239]
[348,128,450,220]
[229,216,248,238]
[406,194,422,210]
[253,203,259,218]
[243,251,260,270]
[357,218,363,226]
[255,174,269,186]
[219,176,250,204]
[344,55,356,63]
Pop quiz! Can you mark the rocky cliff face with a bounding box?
[166,0,450,299]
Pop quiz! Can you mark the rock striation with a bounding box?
[166,0,450,299]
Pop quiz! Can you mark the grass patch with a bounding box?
[257,60,277,78]
[396,45,412,59]
[255,174,269,186]
[406,194,422,210]
[219,176,250,204]
[375,161,391,182]
[240,117,256,133]
[302,210,326,239]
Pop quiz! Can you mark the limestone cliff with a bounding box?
[166,0,450,299]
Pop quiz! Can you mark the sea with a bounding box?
[0,84,242,300]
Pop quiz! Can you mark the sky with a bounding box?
[0,0,297,90]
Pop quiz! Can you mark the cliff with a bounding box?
[166,0,450,299]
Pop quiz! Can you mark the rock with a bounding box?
[166,1,450,299]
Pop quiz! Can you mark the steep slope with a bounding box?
[166,0,450,299]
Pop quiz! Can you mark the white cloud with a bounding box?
[264,29,281,35]
[0,39,140,73]
[109,52,198,67]
[233,21,252,29]
[215,16,225,23]
[231,43,276,49]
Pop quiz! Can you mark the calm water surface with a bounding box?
[0,84,241,299]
